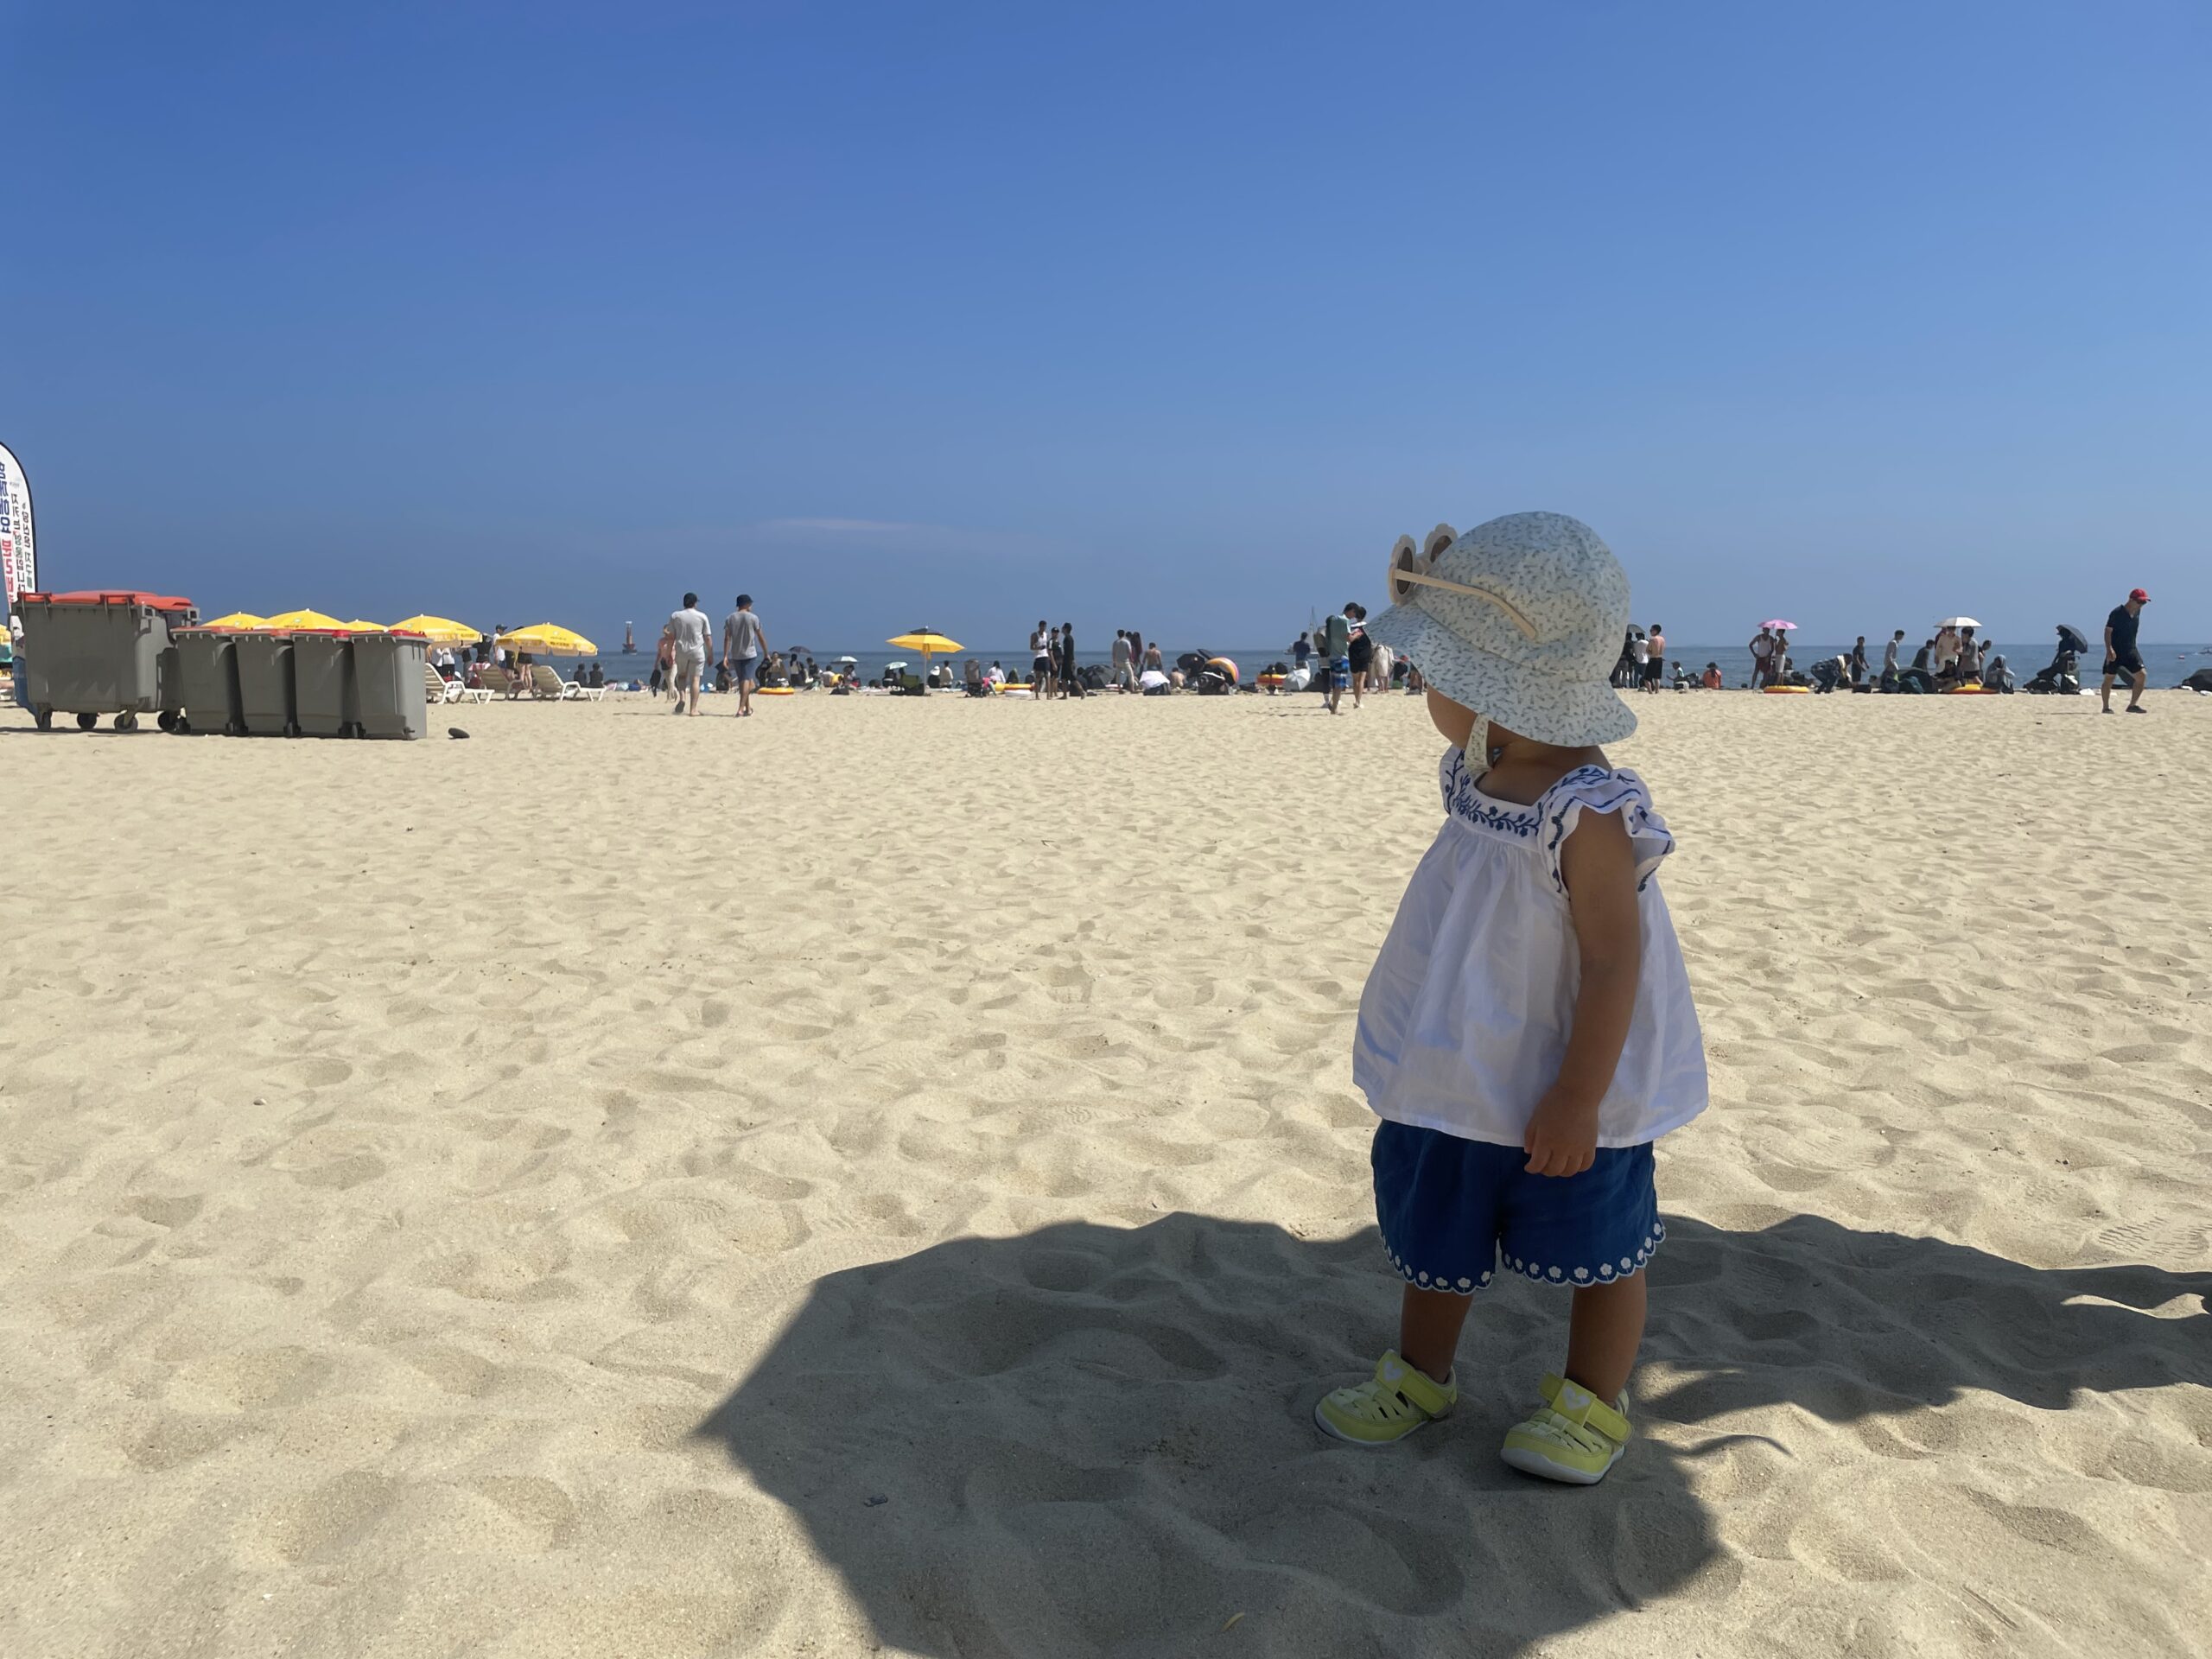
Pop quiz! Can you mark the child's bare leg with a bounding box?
[1564,1273,1647,1402]
[1398,1284,1473,1383]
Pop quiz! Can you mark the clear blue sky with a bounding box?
[4,1,2206,649]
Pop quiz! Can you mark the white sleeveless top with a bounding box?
[1353,750,1709,1149]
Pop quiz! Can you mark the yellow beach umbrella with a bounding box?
[263,608,345,631]
[200,612,267,630]
[497,622,597,656]
[886,631,963,680]
[887,631,962,656]
[391,614,481,645]
[343,620,384,633]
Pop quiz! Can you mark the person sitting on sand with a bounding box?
[1701,662,1723,690]
[1313,512,1707,1486]
[1985,654,2014,693]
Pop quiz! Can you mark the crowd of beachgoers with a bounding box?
[413,586,2183,718]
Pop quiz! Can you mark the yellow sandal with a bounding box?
[1499,1372,1630,1484]
[1313,1351,1457,1446]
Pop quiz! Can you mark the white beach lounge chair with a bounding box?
[426,664,492,705]
[530,663,603,702]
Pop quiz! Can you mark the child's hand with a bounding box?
[1523,1090,1599,1178]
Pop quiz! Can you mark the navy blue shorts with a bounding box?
[1373,1121,1662,1294]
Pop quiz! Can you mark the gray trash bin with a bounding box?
[171,626,245,735]
[16,589,198,732]
[351,630,429,739]
[233,632,299,737]
[291,630,360,738]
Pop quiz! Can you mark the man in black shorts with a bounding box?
[1029,619,1055,698]
[2101,587,2149,715]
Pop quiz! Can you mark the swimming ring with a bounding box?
[1762,685,1812,695]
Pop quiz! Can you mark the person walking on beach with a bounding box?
[1321,604,1353,715]
[652,632,675,698]
[1110,628,1133,692]
[2101,587,2150,715]
[664,592,712,716]
[1030,619,1055,698]
[1057,623,1077,698]
[721,594,766,718]
[1643,624,1666,693]
[1347,604,1374,709]
[1313,511,1707,1485]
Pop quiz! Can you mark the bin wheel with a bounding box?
[115,711,140,733]
[226,720,245,737]
[158,710,180,734]
[283,721,302,739]
[76,711,99,731]
[34,706,53,732]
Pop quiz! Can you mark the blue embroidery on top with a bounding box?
[1439,750,1539,839]
[1538,768,1673,894]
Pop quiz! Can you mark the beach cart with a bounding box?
[16,589,198,732]
[350,630,429,739]
[233,632,300,737]
[291,629,361,738]
[170,625,248,735]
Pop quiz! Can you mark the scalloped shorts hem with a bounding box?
[1374,1121,1662,1294]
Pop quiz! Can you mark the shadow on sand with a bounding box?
[696,1213,2207,1656]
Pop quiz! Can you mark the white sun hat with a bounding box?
[1363,511,1636,746]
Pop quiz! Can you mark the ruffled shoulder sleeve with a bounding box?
[1540,767,1674,895]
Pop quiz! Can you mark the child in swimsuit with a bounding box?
[1316,512,1709,1484]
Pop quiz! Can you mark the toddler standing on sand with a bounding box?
[1315,512,1708,1484]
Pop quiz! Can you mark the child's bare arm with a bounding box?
[1523,810,1643,1177]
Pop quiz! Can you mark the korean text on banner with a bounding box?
[0,442,35,612]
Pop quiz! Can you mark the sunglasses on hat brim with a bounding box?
[1387,542,1539,640]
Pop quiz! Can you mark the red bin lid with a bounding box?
[24,589,196,611]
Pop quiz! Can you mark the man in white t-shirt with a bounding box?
[664,591,712,716]
[1029,620,1055,698]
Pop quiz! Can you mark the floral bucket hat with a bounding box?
[1363,511,1636,746]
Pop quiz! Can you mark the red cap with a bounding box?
[2130,588,2150,602]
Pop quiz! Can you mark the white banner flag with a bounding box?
[0,442,34,612]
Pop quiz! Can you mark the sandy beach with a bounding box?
[2,688,2207,1657]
